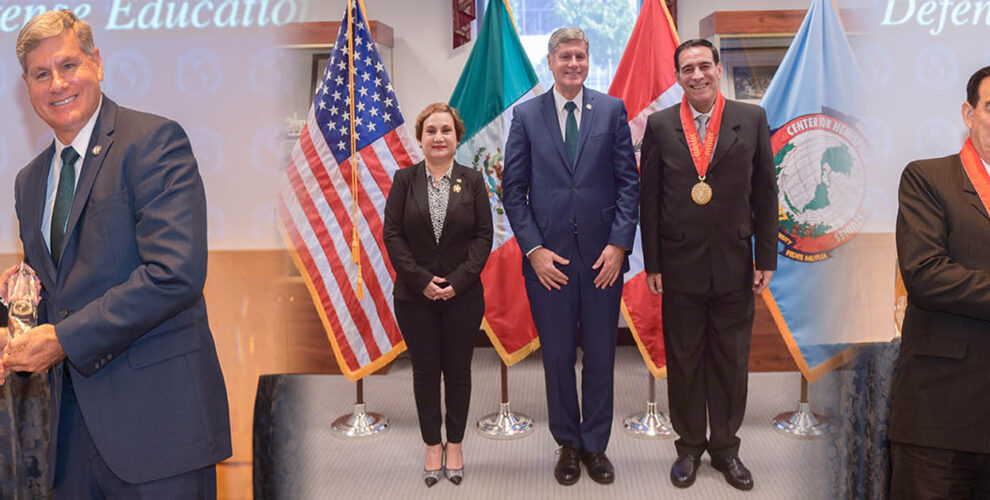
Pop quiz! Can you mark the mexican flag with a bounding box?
[449,0,542,365]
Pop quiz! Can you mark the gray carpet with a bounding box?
[286,347,835,499]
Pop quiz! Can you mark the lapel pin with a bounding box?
[91,145,102,155]
[452,183,462,193]
[586,103,592,110]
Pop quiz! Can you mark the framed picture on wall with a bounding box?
[311,53,330,99]
[720,44,789,103]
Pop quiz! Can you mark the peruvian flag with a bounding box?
[608,0,682,378]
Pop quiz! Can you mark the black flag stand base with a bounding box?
[476,361,534,439]
[332,378,389,438]
[623,372,677,438]
[773,375,831,439]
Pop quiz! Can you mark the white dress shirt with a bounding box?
[42,97,103,251]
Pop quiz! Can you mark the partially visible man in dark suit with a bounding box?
[3,10,230,497]
[639,39,777,492]
[503,27,638,486]
[889,65,990,498]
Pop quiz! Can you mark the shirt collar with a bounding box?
[424,162,454,181]
[553,86,584,114]
[689,101,711,121]
[54,96,103,164]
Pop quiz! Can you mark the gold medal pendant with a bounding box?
[691,178,712,205]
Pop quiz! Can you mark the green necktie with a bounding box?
[564,101,578,165]
[51,146,79,264]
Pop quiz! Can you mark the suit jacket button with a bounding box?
[59,308,68,319]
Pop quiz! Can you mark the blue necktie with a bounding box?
[51,146,79,264]
[564,101,578,165]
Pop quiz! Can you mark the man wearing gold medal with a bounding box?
[639,39,777,491]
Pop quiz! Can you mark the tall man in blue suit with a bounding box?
[503,27,638,486]
[2,10,231,497]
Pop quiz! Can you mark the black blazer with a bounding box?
[383,161,494,302]
[890,154,990,454]
[639,100,778,294]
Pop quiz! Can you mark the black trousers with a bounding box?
[394,293,484,445]
[890,441,990,499]
[662,286,753,461]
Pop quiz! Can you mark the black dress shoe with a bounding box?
[581,451,615,484]
[554,445,581,485]
[712,455,754,491]
[670,454,700,488]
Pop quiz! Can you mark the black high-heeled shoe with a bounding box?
[423,444,444,487]
[443,443,464,485]
[422,468,442,487]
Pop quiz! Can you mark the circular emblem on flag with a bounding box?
[470,146,505,214]
[772,112,869,262]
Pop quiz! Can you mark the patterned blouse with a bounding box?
[426,166,453,243]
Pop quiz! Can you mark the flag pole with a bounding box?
[772,374,831,438]
[623,371,677,438]
[346,0,364,299]
[328,0,386,437]
[475,360,534,439]
[332,378,390,437]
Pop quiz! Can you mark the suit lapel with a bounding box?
[573,90,595,169]
[539,90,571,169]
[410,162,437,245]
[959,157,990,222]
[59,97,116,269]
[673,115,689,150]
[707,101,740,173]
[22,147,57,286]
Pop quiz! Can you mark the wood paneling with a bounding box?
[699,9,868,38]
[278,21,394,47]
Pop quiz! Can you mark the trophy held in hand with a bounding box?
[2,263,41,340]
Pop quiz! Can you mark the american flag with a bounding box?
[280,2,421,381]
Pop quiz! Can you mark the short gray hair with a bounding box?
[16,10,96,73]
[548,27,589,56]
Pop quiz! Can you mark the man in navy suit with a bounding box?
[3,10,230,497]
[503,26,638,486]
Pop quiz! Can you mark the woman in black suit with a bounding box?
[383,103,493,487]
